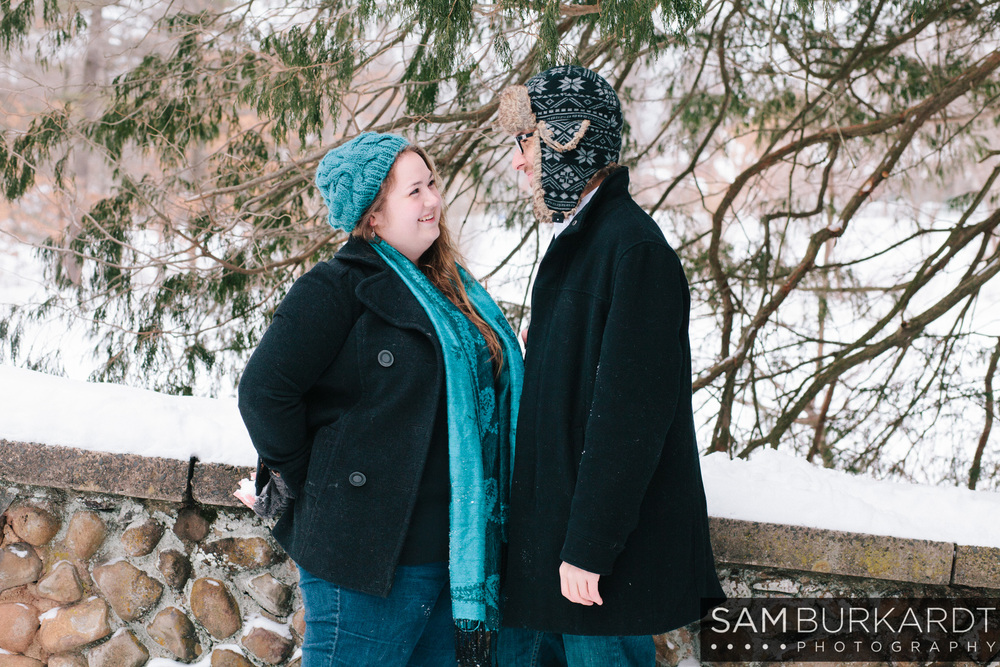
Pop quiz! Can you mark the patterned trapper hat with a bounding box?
[497,65,623,223]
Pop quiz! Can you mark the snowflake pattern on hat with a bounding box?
[576,148,597,166]
[558,75,586,92]
[526,76,548,95]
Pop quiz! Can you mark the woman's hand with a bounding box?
[233,472,257,509]
[559,561,603,606]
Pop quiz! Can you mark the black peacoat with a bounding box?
[501,167,725,636]
[238,237,446,597]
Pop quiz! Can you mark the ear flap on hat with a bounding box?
[496,85,537,134]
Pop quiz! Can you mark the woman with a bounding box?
[237,132,523,667]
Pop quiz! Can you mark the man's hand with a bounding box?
[559,561,603,606]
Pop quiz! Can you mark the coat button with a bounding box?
[377,350,394,367]
[348,472,367,487]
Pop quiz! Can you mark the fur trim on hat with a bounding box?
[495,85,536,135]
[530,142,551,224]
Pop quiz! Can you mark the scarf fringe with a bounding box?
[455,624,496,667]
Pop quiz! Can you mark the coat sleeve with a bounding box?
[559,241,687,575]
[237,261,358,495]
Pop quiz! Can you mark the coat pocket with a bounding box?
[303,421,345,499]
[298,423,427,577]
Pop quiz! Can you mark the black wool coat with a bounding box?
[501,168,725,636]
[238,238,446,596]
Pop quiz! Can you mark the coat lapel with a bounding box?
[334,236,435,335]
[355,266,435,335]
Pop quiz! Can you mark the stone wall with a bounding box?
[1,438,998,666]
[0,439,297,666]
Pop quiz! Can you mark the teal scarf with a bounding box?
[373,241,523,637]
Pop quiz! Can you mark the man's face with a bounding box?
[510,131,537,195]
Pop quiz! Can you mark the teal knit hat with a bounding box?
[315,132,410,232]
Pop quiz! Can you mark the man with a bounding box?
[495,65,725,666]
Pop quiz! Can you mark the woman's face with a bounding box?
[369,151,442,263]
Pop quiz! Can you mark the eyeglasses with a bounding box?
[514,132,535,154]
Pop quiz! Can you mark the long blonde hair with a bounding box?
[353,146,503,367]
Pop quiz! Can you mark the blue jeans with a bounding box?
[498,628,655,667]
[297,562,456,667]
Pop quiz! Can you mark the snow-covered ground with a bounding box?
[2,363,998,549]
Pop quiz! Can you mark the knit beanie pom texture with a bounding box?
[315,132,410,232]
